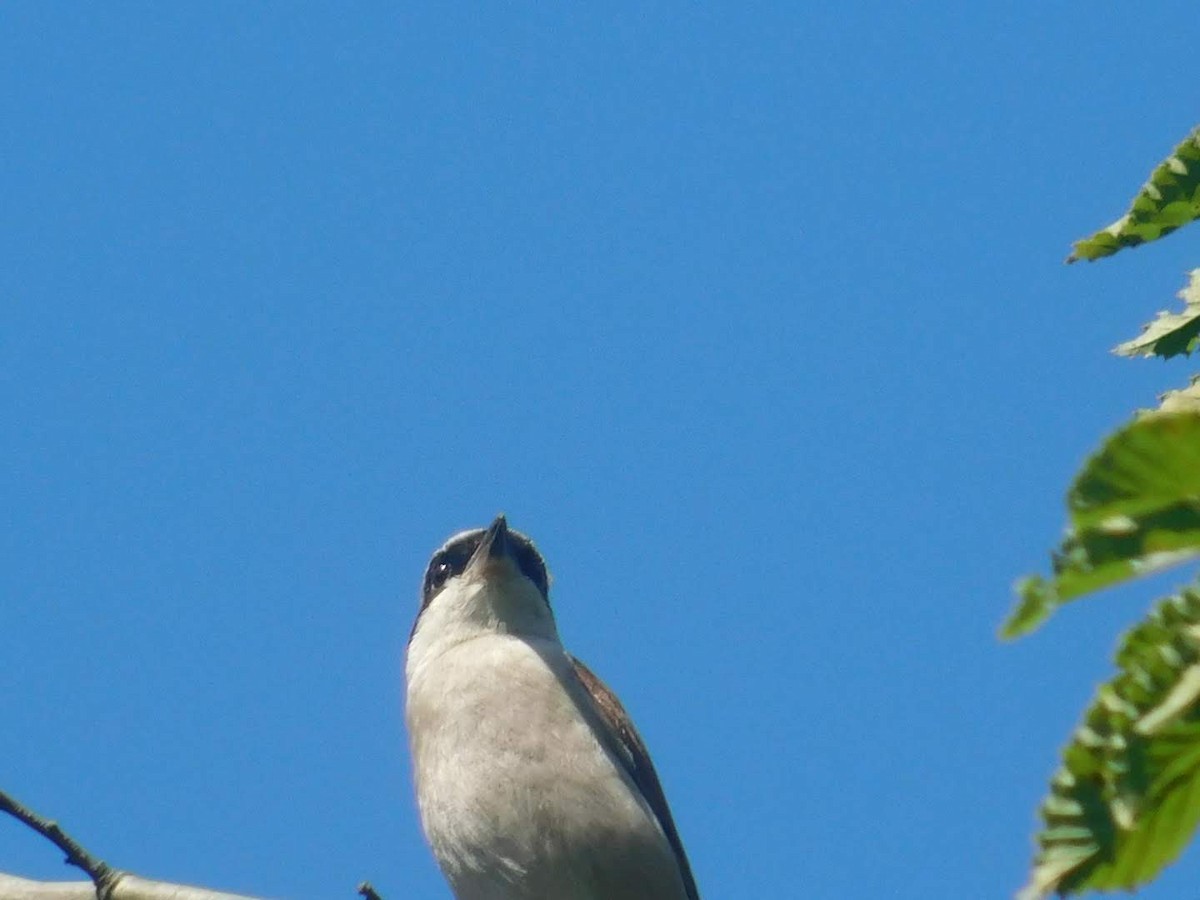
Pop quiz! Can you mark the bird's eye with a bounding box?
[419,534,483,610]
[428,560,453,593]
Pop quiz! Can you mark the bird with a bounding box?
[404,515,700,900]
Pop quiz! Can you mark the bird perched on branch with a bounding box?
[405,515,699,900]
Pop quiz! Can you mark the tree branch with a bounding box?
[0,788,385,900]
[1,788,263,900]
[0,872,261,900]
[0,790,114,889]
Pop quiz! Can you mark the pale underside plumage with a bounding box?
[406,629,698,900]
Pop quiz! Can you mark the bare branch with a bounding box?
[0,790,113,888]
[0,789,265,900]
[0,872,264,900]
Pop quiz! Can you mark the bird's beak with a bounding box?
[467,514,512,575]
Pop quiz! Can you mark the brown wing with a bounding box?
[568,655,700,900]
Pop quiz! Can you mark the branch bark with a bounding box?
[1,788,387,899]
[0,872,262,900]
[0,788,267,900]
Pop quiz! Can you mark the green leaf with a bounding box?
[1002,413,1200,639]
[1158,375,1200,414]
[1068,127,1200,263]
[1115,270,1200,359]
[1068,412,1200,526]
[1018,584,1200,898]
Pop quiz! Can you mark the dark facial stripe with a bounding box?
[417,525,550,615]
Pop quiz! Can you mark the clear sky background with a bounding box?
[3,5,1200,899]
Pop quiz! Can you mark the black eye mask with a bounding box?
[418,526,550,614]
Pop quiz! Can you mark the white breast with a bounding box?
[405,633,689,900]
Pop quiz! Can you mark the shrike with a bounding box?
[405,515,700,900]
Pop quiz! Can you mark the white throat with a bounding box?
[407,564,561,681]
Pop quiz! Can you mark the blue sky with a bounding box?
[3,5,1200,898]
